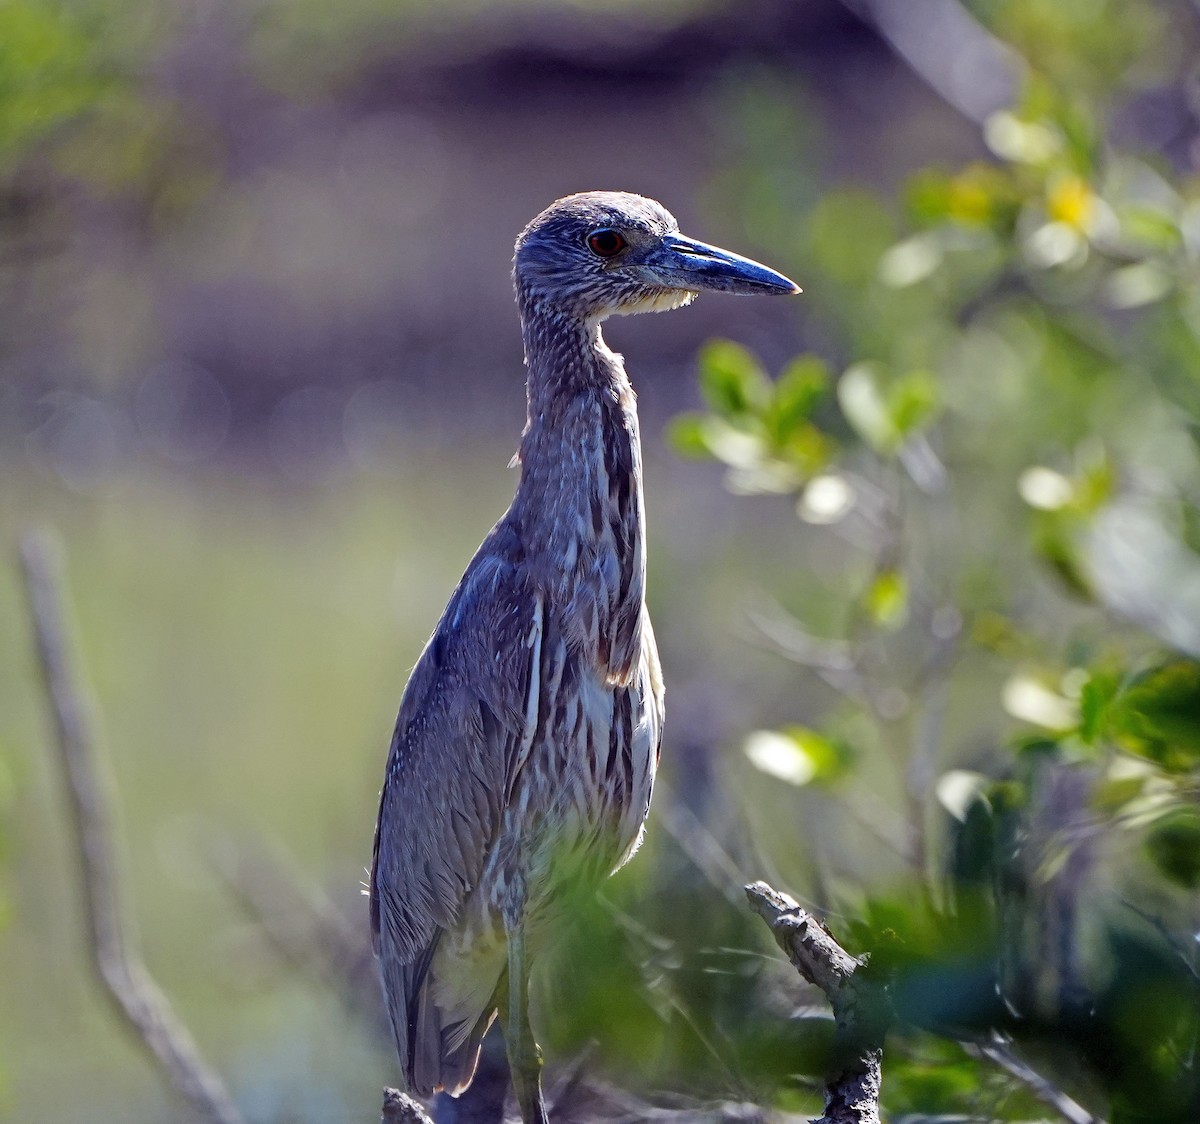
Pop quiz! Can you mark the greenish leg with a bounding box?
[501,913,549,1124]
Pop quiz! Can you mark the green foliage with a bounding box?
[667,344,834,494]
[1146,808,1200,888]
[679,2,1200,1119]
[0,2,111,159]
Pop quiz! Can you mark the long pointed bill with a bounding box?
[641,235,801,296]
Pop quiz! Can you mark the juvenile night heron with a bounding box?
[369,191,798,1123]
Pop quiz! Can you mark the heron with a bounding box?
[369,191,799,1123]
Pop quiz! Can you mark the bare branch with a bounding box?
[838,0,1024,124]
[745,882,890,1124]
[18,530,245,1124]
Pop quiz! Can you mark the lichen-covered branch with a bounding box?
[383,1087,437,1123]
[18,531,246,1124]
[745,881,891,1124]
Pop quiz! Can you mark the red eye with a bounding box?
[586,229,626,257]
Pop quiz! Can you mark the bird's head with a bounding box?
[513,191,799,322]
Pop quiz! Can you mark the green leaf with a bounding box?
[1117,204,1181,253]
[1110,660,1200,770]
[888,370,939,437]
[765,355,828,444]
[0,2,113,159]
[1145,808,1200,887]
[664,412,714,460]
[744,726,851,786]
[864,569,909,630]
[1079,670,1120,744]
[697,340,771,417]
[665,413,765,469]
[1033,515,1096,601]
[838,362,894,452]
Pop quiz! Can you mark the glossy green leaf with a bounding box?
[765,355,828,443]
[1111,660,1200,770]
[697,339,771,417]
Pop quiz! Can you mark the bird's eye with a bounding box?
[586,229,626,258]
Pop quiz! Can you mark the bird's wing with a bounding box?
[369,533,541,964]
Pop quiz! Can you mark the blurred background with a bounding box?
[4,0,1200,1121]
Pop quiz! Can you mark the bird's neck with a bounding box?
[511,297,646,684]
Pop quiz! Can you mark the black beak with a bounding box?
[640,234,801,296]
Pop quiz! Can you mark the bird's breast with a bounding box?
[502,610,662,909]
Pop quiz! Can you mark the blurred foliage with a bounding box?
[673,1,1200,1120]
[6,0,1200,1121]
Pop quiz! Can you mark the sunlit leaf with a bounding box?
[1118,205,1181,252]
[1079,670,1120,744]
[697,339,771,416]
[1110,660,1200,769]
[1003,674,1079,731]
[1105,262,1173,309]
[984,111,1062,165]
[765,355,828,443]
[725,462,803,496]
[744,727,849,786]
[878,234,942,288]
[838,362,894,452]
[864,569,909,630]
[936,770,991,822]
[1025,220,1086,269]
[888,370,939,438]
[664,412,712,460]
[1019,466,1074,511]
[781,423,835,478]
[1034,517,1096,600]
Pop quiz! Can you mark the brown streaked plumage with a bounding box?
[369,191,798,1123]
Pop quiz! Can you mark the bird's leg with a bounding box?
[500,885,549,1124]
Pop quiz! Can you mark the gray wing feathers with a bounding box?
[369,540,538,1093]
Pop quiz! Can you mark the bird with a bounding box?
[369,190,799,1123]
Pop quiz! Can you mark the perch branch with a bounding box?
[18,530,246,1124]
[746,881,891,1124]
[382,1088,437,1124]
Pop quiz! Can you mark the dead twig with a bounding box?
[745,881,891,1124]
[18,530,246,1124]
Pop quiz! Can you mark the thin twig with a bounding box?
[966,1032,1103,1124]
[745,882,891,1124]
[655,796,748,908]
[211,830,384,1032]
[18,530,246,1124]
